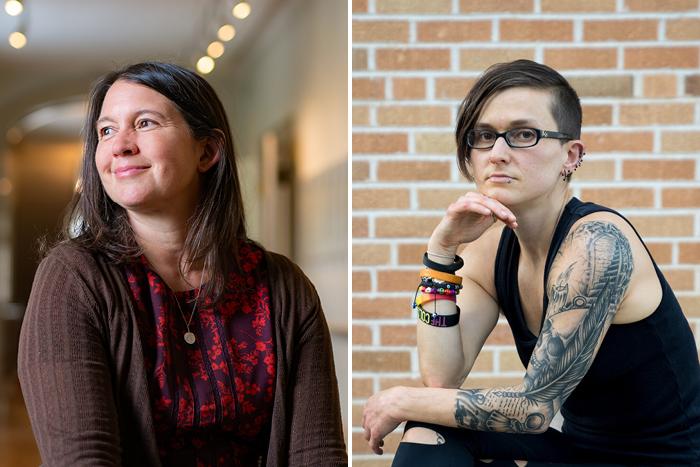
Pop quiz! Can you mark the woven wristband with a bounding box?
[423,252,464,274]
[416,293,456,306]
[416,303,460,327]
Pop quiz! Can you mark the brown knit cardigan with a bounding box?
[18,242,347,466]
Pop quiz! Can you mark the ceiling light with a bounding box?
[4,0,22,16]
[8,31,26,49]
[207,41,225,59]
[218,24,235,42]
[196,56,215,74]
[232,1,251,19]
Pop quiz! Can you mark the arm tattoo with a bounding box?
[455,221,634,433]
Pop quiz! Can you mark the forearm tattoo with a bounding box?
[455,221,633,433]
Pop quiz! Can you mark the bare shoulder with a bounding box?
[458,223,506,301]
[555,211,661,323]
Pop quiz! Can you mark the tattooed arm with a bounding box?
[454,220,633,433]
[363,220,634,453]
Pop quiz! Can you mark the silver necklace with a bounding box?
[172,273,205,345]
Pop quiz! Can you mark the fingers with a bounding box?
[450,192,518,228]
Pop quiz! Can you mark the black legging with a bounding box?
[391,421,638,467]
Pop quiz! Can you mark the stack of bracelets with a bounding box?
[413,252,464,328]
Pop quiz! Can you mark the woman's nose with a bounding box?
[111,128,139,156]
[487,136,511,164]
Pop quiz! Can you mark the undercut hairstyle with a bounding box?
[455,59,582,181]
[63,61,247,303]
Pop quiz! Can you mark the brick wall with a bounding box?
[351,0,700,464]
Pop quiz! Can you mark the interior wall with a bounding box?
[213,0,348,432]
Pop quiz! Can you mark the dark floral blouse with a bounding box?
[123,242,275,466]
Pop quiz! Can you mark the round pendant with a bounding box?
[184,332,196,345]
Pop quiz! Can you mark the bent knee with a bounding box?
[401,426,445,445]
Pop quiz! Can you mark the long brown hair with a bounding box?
[64,62,247,302]
[455,59,582,181]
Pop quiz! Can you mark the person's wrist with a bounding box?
[426,240,459,265]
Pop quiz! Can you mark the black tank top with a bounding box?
[494,197,700,463]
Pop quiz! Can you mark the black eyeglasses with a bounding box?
[466,128,573,149]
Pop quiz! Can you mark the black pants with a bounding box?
[391,421,637,467]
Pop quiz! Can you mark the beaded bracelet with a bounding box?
[420,277,463,292]
[415,303,460,327]
[420,268,462,285]
[423,252,464,274]
[419,285,458,296]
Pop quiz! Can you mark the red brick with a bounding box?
[545,48,617,70]
[353,350,412,372]
[643,75,678,98]
[417,21,491,42]
[625,47,699,69]
[398,243,428,265]
[353,48,367,71]
[375,216,443,238]
[353,243,391,266]
[568,75,633,97]
[378,376,424,391]
[460,48,536,70]
[626,215,694,237]
[353,78,385,100]
[584,20,658,41]
[687,75,700,95]
[377,161,451,181]
[623,160,695,180]
[353,189,410,210]
[576,160,616,181]
[679,243,700,264]
[500,350,526,372]
[582,105,613,126]
[460,0,533,12]
[619,103,695,125]
[354,216,369,237]
[378,270,419,292]
[647,242,673,264]
[377,49,451,71]
[661,269,695,291]
[352,377,373,398]
[541,0,615,11]
[666,18,700,40]
[580,188,654,208]
[353,133,408,154]
[353,297,413,319]
[625,0,698,11]
[353,161,369,182]
[392,78,426,100]
[415,132,457,154]
[377,0,452,13]
[377,106,451,126]
[662,188,700,208]
[353,21,409,43]
[353,0,368,12]
[678,296,700,317]
[353,271,371,292]
[353,106,369,126]
[662,132,700,152]
[436,77,476,99]
[418,188,467,210]
[583,131,653,152]
[500,20,574,42]
[352,459,392,467]
[461,376,523,389]
[381,325,417,346]
[353,325,373,345]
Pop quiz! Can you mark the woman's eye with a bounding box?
[479,132,495,141]
[98,127,113,137]
[513,129,535,140]
[137,119,153,128]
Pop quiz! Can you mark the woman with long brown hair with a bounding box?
[18,62,346,466]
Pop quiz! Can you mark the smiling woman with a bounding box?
[16,62,347,467]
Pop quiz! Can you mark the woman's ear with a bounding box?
[197,130,224,173]
[563,140,585,173]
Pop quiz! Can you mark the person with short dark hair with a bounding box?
[362,59,700,465]
[18,62,347,467]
